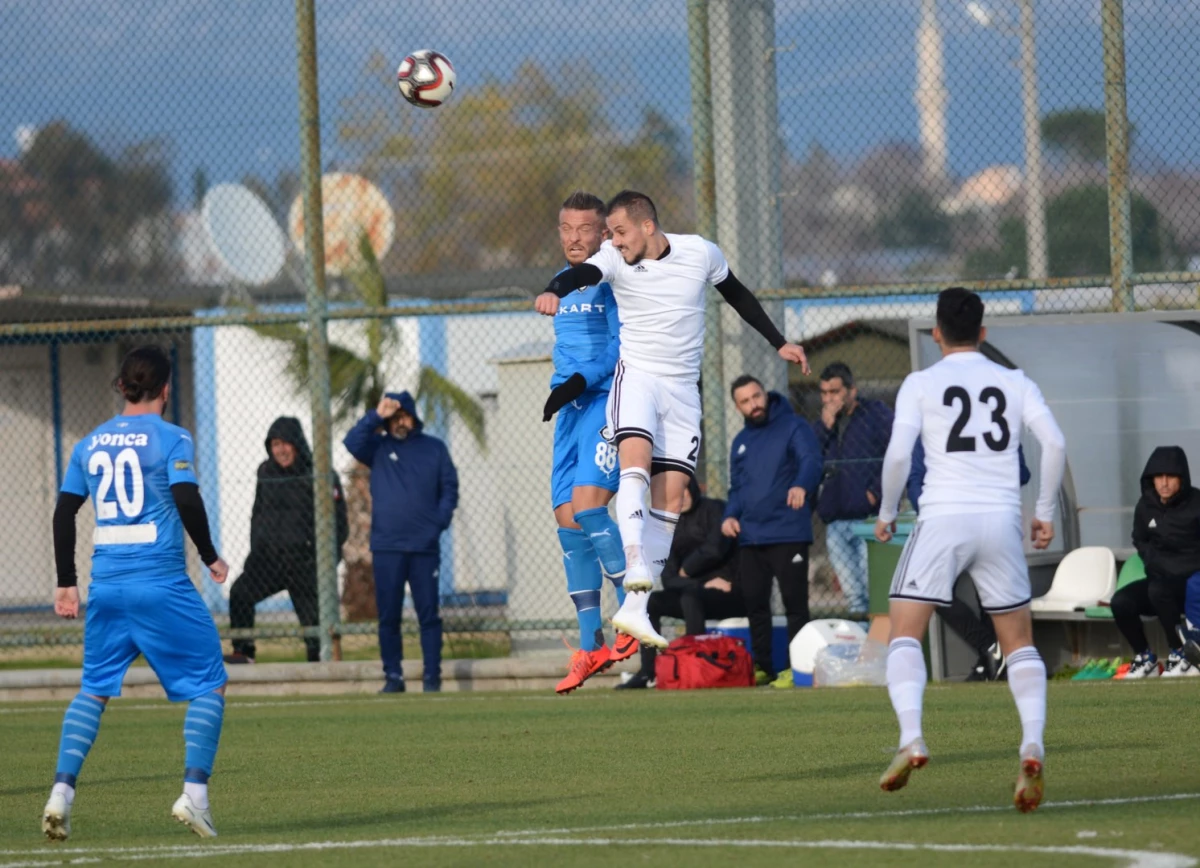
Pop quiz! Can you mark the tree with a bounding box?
[2,121,175,286]
[338,57,693,276]
[1041,109,1125,164]
[963,185,1177,278]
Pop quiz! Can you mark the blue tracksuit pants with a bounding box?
[373,552,442,685]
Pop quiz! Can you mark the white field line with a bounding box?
[0,836,1193,868]
[3,794,1200,867]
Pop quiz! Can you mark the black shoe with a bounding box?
[223,653,255,665]
[423,680,442,693]
[379,677,406,694]
[614,672,654,690]
[965,660,989,682]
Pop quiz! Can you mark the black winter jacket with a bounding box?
[251,416,349,557]
[661,479,739,591]
[1132,446,1200,582]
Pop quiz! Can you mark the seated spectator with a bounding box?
[226,417,348,663]
[1112,446,1200,678]
[616,478,743,689]
[908,440,1030,681]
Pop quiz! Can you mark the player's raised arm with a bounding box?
[714,271,811,374]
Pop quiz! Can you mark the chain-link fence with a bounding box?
[2,0,1198,663]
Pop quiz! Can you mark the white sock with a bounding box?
[616,468,650,564]
[1006,645,1047,755]
[51,782,75,805]
[644,510,680,584]
[183,781,209,811]
[887,638,927,749]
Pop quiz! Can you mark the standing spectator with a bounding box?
[616,478,743,689]
[226,417,349,664]
[812,362,894,616]
[1113,446,1200,678]
[344,392,459,693]
[721,375,823,684]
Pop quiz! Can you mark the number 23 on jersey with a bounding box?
[943,386,1010,453]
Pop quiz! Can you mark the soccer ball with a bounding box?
[396,50,456,109]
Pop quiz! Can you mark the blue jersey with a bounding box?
[61,414,199,581]
[552,272,621,394]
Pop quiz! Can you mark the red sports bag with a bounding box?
[655,633,755,690]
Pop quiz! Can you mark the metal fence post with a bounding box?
[1101,0,1135,312]
[295,0,339,661]
[689,0,727,498]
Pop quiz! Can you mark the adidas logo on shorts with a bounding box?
[630,509,643,520]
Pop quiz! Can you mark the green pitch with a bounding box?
[2,681,1198,867]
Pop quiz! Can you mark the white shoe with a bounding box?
[622,560,653,593]
[612,604,668,649]
[172,793,217,838]
[1162,651,1200,678]
[1124,652,1161,679]
[41,791,71,841]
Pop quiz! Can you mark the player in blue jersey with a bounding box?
[42,346,229,841]
[541,191,639,693]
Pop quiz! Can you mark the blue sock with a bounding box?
[54,694,106,788]
[575,507,627,607]
[1185,572,1200,632]
[558,528,604,651]
[183,692,225,784]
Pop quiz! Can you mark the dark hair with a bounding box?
[114,345,171,403]
[560,191,606,218]
[606,190,658,226]
[936,287,985,345]
[819,362,855,388]
[730,374,763,399]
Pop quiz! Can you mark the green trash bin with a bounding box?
[852,516,915,616]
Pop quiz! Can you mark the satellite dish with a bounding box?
[201,184,286,286]
[288,173,396,278]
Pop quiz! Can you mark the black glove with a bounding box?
[543,373,587,422]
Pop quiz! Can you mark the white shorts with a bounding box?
[889,511,1031,613]
[605,360,702,477]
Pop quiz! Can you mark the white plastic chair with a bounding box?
[1030,546,1117,613]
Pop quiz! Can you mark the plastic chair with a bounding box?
[1031,546,1117,613]
[1084,553,1147,619]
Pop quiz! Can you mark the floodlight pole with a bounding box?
[295,0,340,662]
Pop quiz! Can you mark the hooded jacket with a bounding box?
[251,416,349,555]
[724,392,824,546]
[811,396,893,523]
[1132,446,1200,582]
[661,478,738,592]
[342,391,459,554]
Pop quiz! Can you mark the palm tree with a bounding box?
[252,233,486,620]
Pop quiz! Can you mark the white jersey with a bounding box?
[587,234,729,380]
[882,351,1063,521]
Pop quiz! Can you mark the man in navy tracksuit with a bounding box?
[344,391,459,693]
[721,375,824,682]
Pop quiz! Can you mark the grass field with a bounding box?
[2,680,1198,867]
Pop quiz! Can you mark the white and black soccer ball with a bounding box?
[396,50,456,109]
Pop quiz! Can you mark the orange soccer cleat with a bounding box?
[609,632,640,663]
[556,646,613,694]
[1014,746,1045,813]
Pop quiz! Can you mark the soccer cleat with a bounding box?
[556,646,613,694]
[754,667,773,687]
[41,791,71,841]
[612,605,668,649]
[879,738,929,792]
[1014,745,1045,813]
[609,632,640,663]
[770,670,794,689]
[1162,651,1200,678]
[172,793,217,838]
[622,560,654,593]
[614,672,654,690]
[1124,652,1160,680]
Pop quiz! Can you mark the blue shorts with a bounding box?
[551,391,619,509]
[82,574,227,702]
